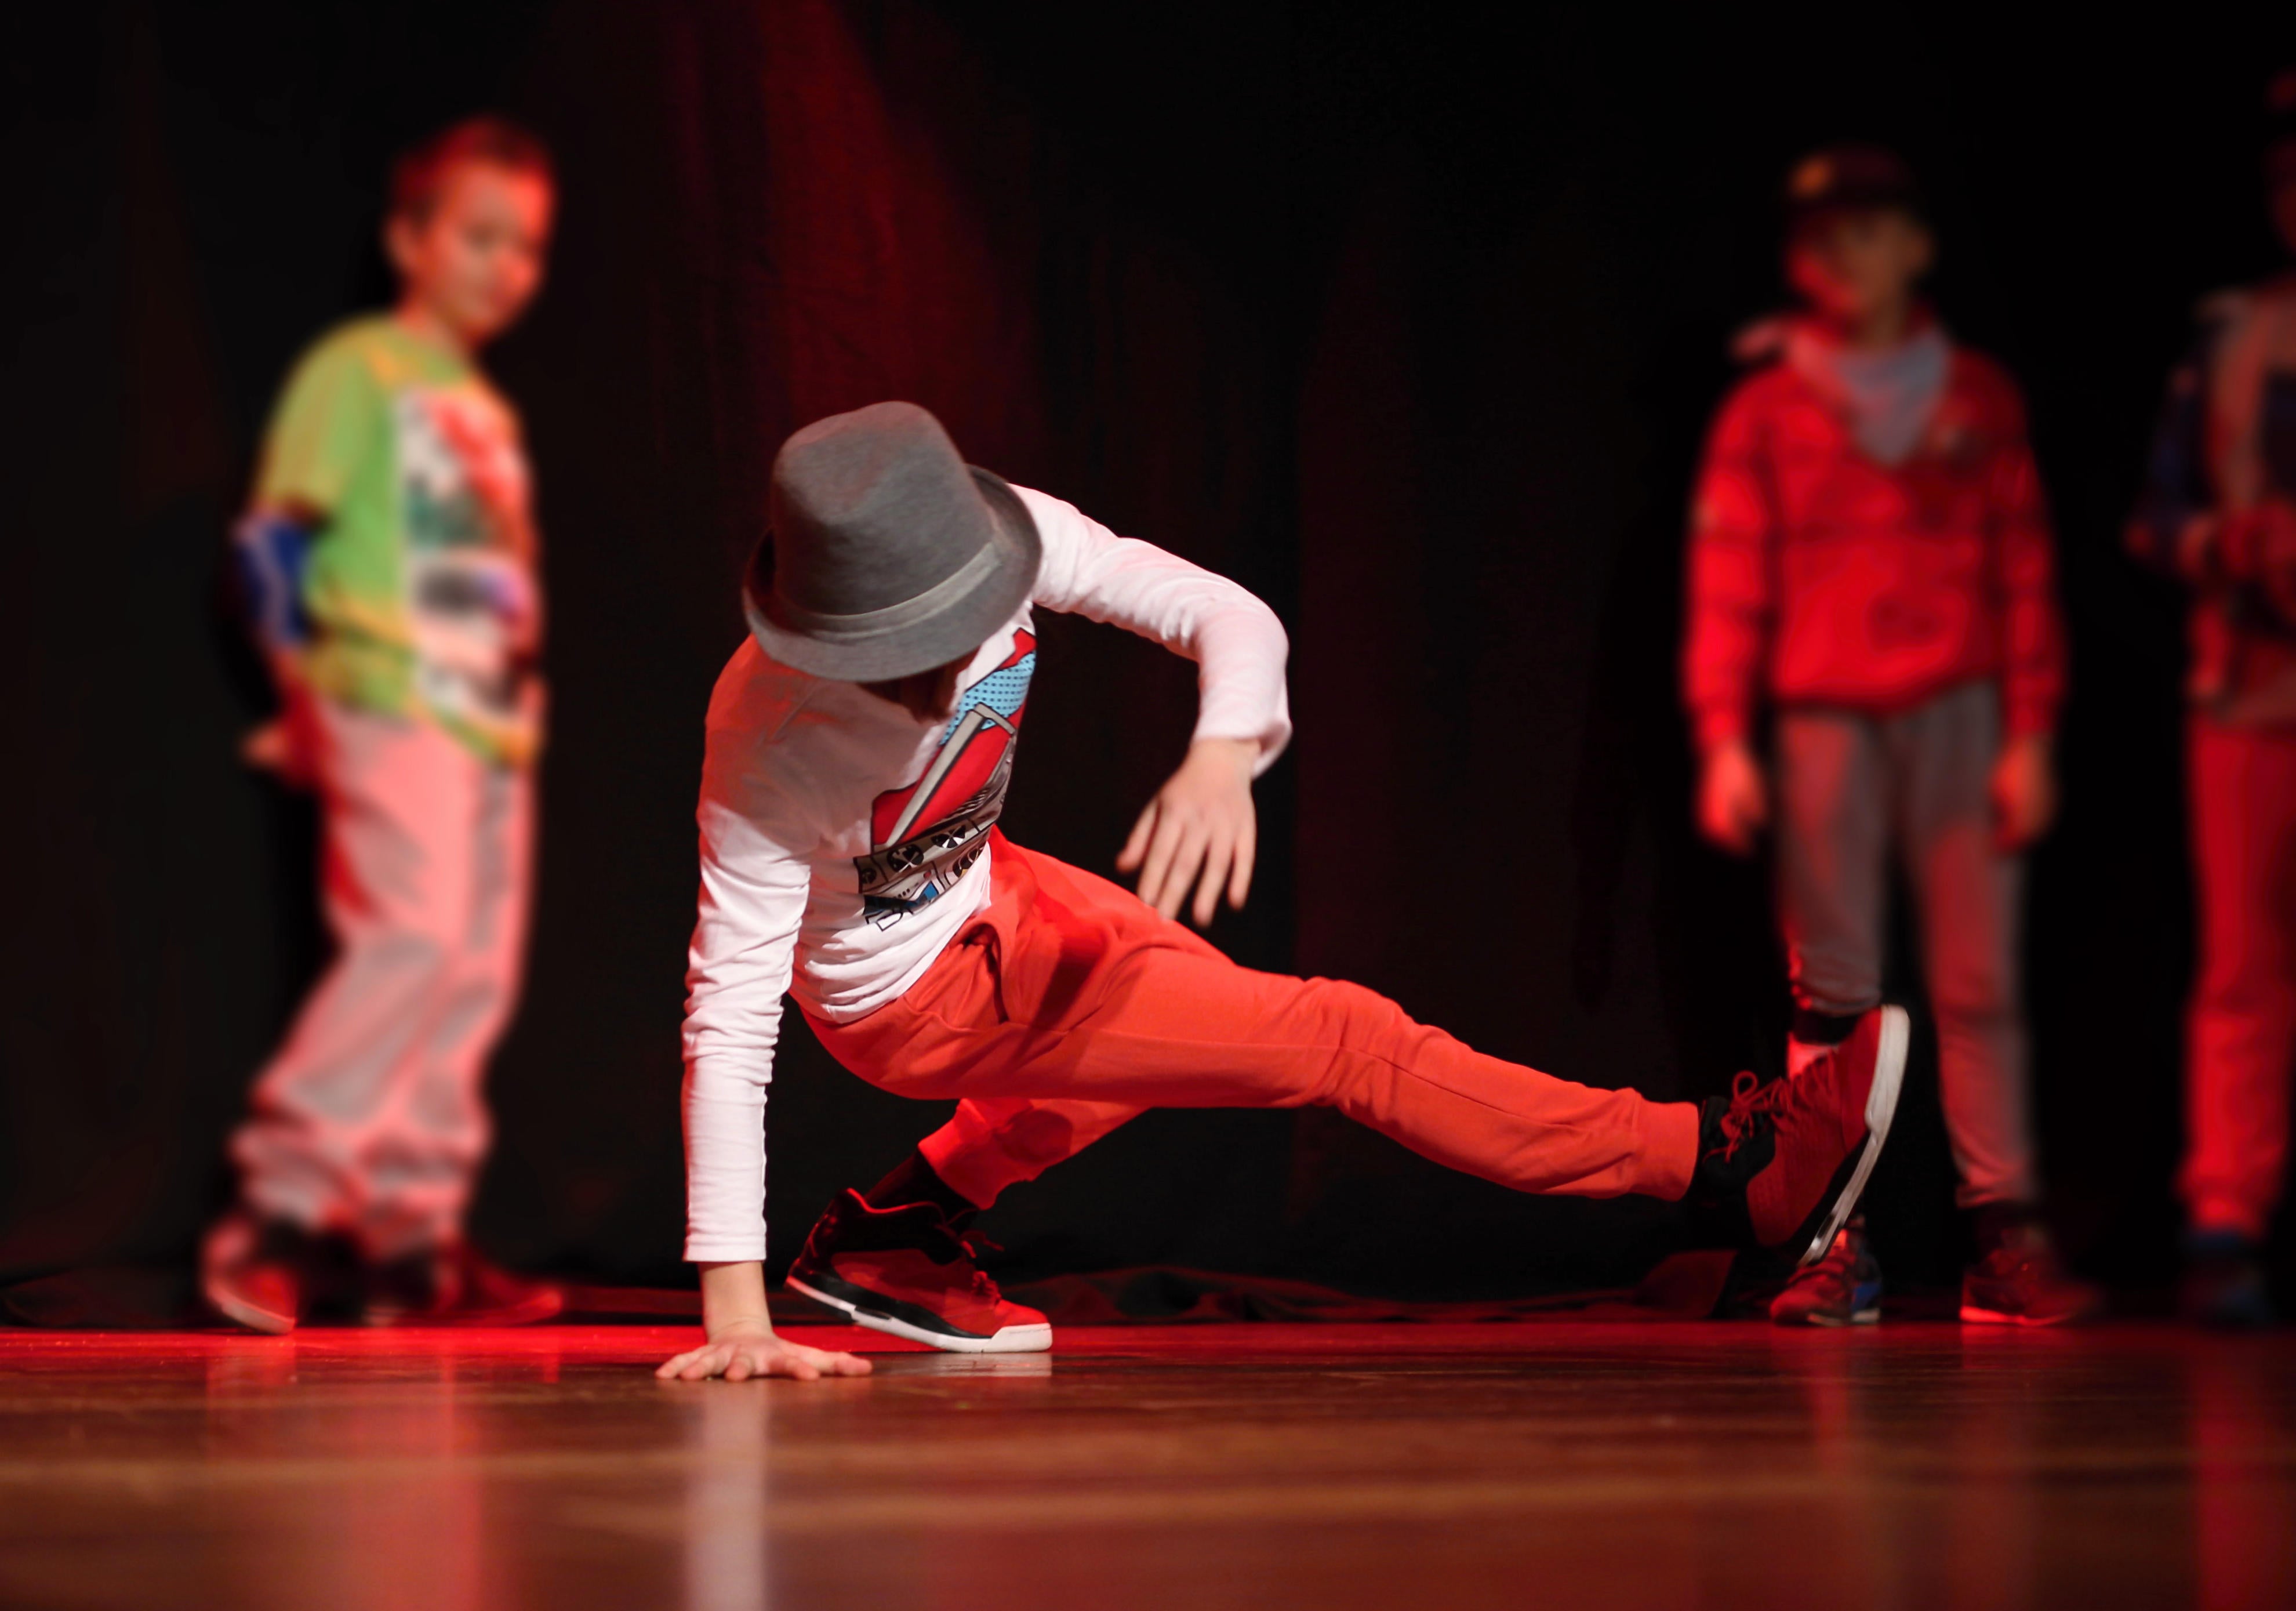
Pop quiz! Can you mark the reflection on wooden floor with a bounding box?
[2,1322,2293,1609]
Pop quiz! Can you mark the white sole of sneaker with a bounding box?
[1797,1005,1909,1268]
[786,1276,1053,1354]
[203,1278,295,1336]
[1957,1305,2081,1328]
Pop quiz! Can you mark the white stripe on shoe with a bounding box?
[1797,1005,1909,1267]
[786,1275,1053,1354]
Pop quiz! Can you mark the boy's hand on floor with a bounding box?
[1119,736,1259,927]
[1990,732,2057,851]
[1696,739,1768,856]
[656,1319,873,1383]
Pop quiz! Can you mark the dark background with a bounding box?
[5,0,2293,1301]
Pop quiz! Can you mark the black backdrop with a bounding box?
[5,1,2293,1299]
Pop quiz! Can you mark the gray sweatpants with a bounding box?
[1774,681,2037,1207]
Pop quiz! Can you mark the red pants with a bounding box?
[809,835,1698,1209]
[2183,717,2296,1238]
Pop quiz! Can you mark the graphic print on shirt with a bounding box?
[394,385,541,731]
[855,630,1036,928]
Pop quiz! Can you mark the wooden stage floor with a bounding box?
[2,1321,2293,1610]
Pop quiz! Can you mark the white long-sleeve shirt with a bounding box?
[681,484,1292,1261]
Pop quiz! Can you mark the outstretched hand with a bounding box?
[1118,737,1260,927]
[656,1319,872,1383]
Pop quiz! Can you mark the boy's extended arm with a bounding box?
[655,1261,870,1383]
[1022,488,1292,769]
[666,698,866,1381]
[1020,488,1291,920]
[681,707,814,1271]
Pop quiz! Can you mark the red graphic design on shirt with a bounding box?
[856,630,1036,927]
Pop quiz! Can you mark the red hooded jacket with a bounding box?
[1682,339,2066,751]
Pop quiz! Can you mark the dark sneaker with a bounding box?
[1694,1004,1908,1267]
[1960,1224,2103,1327]
[1771,1217,1883,1327]
[201,1211,358,1334]
[786,1189,1051,1354]
[366,1243,564,1327]
[2180,1231,2276,1330]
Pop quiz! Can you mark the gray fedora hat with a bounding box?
[743,401,1042,681]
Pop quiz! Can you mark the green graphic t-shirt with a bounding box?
[256,316,543,766]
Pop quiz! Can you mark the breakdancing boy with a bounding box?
[659,401,1907,1382]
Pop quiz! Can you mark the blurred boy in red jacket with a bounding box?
[1684,146,2097,1327]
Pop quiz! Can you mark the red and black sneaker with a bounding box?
[365,1243,565,1328]
[1960,1224,2102,1327]
[1770,1217,1884,1326]
[786,1190,1051,1354]
[201,1210,360,1334]
[1694,1005,1908,1267]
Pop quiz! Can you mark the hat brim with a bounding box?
[743,467,1042,683]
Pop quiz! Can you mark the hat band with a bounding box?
[765,529,1009,644]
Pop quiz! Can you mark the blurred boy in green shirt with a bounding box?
[208,117,558,1331]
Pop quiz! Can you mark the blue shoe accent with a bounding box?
[2182,1231,2277,1329]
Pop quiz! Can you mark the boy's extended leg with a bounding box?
[792,837,1905,1351]
[843,844,1700,1199]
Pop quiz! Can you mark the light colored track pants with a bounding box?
[232,700,533,1257]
